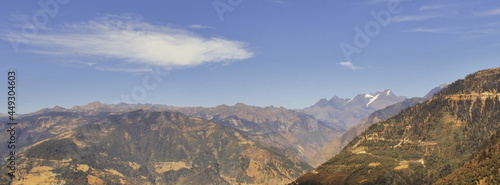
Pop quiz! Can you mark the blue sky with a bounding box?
[1,0,499,113]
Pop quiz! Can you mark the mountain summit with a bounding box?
[302,90,406,129]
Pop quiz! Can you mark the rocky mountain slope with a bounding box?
[308,97,424,167]
[2,101,340,167]
[291,67,500,184]
[307,84,449,168]
[1,110,311,184]
[302,90,406,130]
[171,103,342,163]
[0,111,108,159]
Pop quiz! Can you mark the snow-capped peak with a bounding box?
[366,94,380,107]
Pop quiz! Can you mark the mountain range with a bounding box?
[291,67,500,184]
[2,67,498,185]
[0,91,409,184]
[0,101,340,184]
[1,110,312,184]
[302,90,407,130]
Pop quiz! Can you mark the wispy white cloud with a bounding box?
[188,24,214,29]
[403,28,449,33]
[419,3,464,11]
[404,26,500,40]
[393,14,442,23]
[61,60,96,67]
[419,5,446,11]
[339,61,361,70]
[474,8,500,17]
[6,15,253,71]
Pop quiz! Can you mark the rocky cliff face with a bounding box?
[292,68,500,185]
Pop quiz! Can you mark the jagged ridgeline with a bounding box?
[291,68,500,185]
[1,110,311,184]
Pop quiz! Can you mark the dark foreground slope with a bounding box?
[435,130,500,184]
[1,110,311,185]
[291,67,500,185]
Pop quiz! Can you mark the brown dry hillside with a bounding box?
[1,110,311,185]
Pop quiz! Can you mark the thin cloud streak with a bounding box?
[188,24,215,29]
[339,61,361,70]
[404,28,449,33]
[474,8,500,17]
[403,26,500,40]
[393,14,442,23]
[419,3,465,11]
[8,15,253,71]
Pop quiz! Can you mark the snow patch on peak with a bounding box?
[366,94,380,107]
[386,90,391,96]
[346,97,354,104]
[364,94,374,98]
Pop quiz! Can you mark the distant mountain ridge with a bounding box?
[302,89,407,129]
[423,83,450,100]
